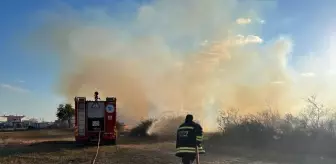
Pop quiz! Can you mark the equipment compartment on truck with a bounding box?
[88,117,104,132]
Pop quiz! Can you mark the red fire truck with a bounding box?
[74,92,117,145]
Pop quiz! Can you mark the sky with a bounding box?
[0,0,336,122]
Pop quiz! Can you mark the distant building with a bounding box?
[1,115,25,128]
[22,118,38,127]
[0,115,57,130]
[2,115,25,122]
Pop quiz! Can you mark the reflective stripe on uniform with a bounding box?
[176,150,205,153]
[196,135,203,141]
[178,126,194,130]
[176,147,205,153]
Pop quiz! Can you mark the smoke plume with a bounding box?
[26,0,336,131]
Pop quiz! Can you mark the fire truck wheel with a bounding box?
[105,139,116,145]
[75,141,86,147]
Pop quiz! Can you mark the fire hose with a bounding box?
[91,131,101,164]
[91,131,119,164]
[196,146,200,164]
[90,131,200,164]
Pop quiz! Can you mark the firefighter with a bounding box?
[176,114,205,164]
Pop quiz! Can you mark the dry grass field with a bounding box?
[1,129,336,164]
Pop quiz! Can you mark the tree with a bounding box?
[301,95,331,129]
[56,103,75,128]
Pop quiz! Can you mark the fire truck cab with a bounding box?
[74,92,117,145]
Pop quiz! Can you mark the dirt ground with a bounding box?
[1,129,336,164]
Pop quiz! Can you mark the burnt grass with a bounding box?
[0,129,179,164]
[2,118,336,164]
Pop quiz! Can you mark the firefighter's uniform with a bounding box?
[175,116,205,163]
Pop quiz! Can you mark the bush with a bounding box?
[222,119,277,148]
[211,95,336,156]
[129,119,155,137]
[116,121,124,131]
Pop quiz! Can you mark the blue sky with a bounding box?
[0,0,335,121]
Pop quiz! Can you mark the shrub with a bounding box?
[211,95,336,156]
[129,118,155,137]
[116,121,124,131]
